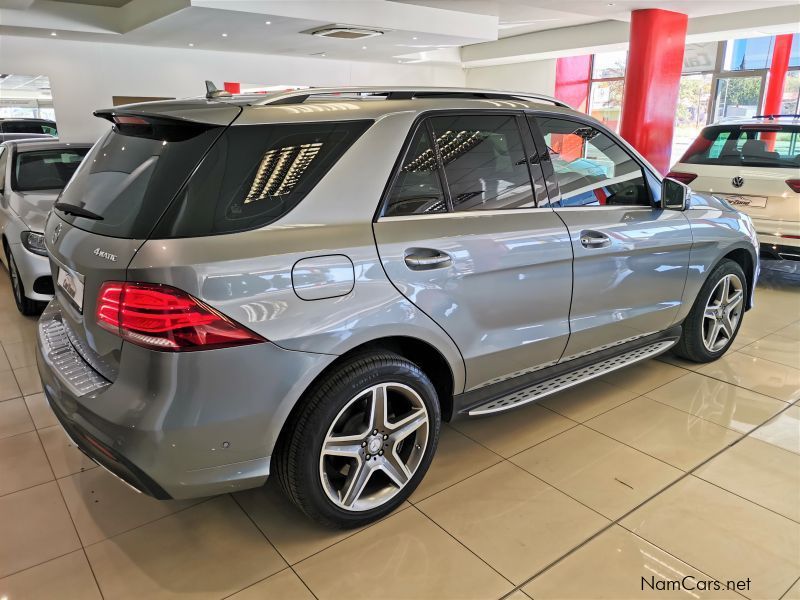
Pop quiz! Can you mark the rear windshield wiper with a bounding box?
[54,202,104,221]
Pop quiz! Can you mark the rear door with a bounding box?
[44,107,239,380]
[373,112,573,392]
[529,114,692,360]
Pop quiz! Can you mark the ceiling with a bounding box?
[0,0,797,66]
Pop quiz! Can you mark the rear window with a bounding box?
[151,120,372,238]
[58,118,371,239]
[681,125,800,168]
[12,148,89,192]
[2,121,57,136]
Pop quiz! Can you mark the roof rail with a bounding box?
[247,86,572,109]
[752,113,800,119]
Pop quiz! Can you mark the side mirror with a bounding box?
[662,177,689,211]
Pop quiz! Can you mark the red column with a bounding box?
[554,55,592,160]
[223,81,241,94]
[763,34,793,116]
[619,9,688,174]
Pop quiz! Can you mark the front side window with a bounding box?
[384,126,447,217]
[429,114,535,211]
[12,148,89,192]
[534,116,651,208]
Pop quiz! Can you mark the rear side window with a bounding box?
[429,114,536,211]
[153,120,371,237]
[12,148,89,192]
[681,125,800,168]
[2,121,57,136]
[384,126,447,217]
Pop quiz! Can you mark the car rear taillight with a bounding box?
[786,179,800,193]
[665,171,698,185]
[96,282,265,351]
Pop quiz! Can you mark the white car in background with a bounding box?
[669,116,800,266]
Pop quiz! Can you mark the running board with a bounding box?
[467,340,676,416]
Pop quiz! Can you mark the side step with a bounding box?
[468,340,676,416]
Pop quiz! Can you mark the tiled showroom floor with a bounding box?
[0,267,798,600]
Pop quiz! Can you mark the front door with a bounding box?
[530,115,693,360]
[373,113,573,392]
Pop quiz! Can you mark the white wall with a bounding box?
[0,36,466,141]
[465,59,556,97]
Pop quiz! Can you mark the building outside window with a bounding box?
[588,50,626,132]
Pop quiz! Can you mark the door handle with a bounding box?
[579,230,611,249]
[404,248,453,270]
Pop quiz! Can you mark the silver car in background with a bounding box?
[36,87,758,528]
[0,140,91,313]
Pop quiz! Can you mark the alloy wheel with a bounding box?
[702,273,744,352]
[319,382,429,512]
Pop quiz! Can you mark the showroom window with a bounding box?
[588,51,627,132]
[534,116,650,208]
[428,114,537,211]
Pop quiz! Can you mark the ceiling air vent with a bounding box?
[305,25,384,40]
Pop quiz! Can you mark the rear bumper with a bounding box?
[752,217,800,256]
[35,299,334,499]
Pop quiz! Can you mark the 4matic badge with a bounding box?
[93,248,117,262]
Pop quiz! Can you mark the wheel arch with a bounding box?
[719,246,756,310]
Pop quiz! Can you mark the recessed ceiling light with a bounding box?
[412,36,418,40]
[607,2,615,5]
[50,31,57,36]
[361,45,367,50]
[321,53,326,57]
[265,21,271,25]
[188,42,195,47]
[221,32,228,37]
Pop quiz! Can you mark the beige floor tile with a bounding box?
[228,569,314,600]
[505,592,533,600]
[0,397,34,439]
[451,403,575,458]
[38,425,96,479]
[235,482,394,566]
[13,366,42,396]
[622,476,800,600]
[586,397,740,471]
[0,370,21,401]
[512,426,682,520]
[645,372,786,434]
[784,577,800,600]
[696,436,800,522]
[2,339,37,370]
[524,525,739,599]
[599,359,686,395]
[775,320,800,340]
[657,353,707,373]
[85,496,286,600]
[294,508,512,600]
[418,462,609,584]
[409,425,501,502]
[0,318,37,345]
[0,431,53,496]
[698,352,800,403]
[729,328,765,352]
[0,481,81,578]
[750,404,800,455]
[0,345,10,372]
[740,334,800,369]
[58,467,201,546]
[24,392,57,429]
[0,550,102,600]
[539,379,637,422]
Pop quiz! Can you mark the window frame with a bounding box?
[525,110,662,210]
[377,109,550,219]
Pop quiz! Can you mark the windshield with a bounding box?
[12,147,90,192]
[681,125,800,168]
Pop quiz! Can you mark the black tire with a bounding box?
[7,251,42,316]
[274,351,441,528]
[674,259,747,363]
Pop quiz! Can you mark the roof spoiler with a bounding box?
[205,80,232,99]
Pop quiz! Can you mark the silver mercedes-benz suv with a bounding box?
[36,87,758,528]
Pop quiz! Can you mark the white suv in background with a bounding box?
[669,116,800,265]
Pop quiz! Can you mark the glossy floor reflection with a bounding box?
[0,266,798,599]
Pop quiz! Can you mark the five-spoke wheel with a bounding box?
[701,273,744,352]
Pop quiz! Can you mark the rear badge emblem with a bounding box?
[732,176,744,188]
[51,223,62,245]
[93,248,117,262]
